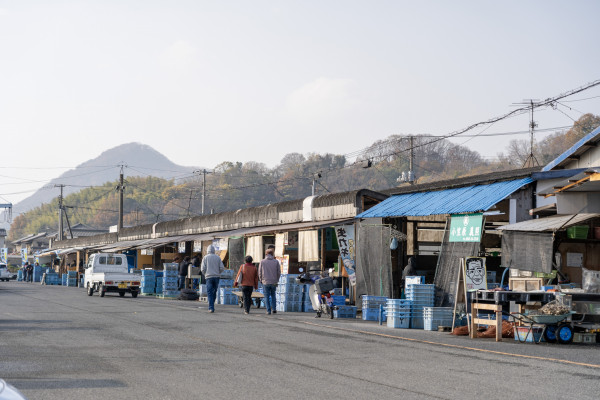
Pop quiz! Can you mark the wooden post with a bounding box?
[320,228,326,273]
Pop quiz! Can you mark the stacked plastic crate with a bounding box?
[218,269,236,305]
[385,299,411,328]
[67,270,78,287]
[276,274,301,312]
[141,269,156,295]
[44,272,60,285]
[301,284,313,312]
[61,273,68,286]
[423,307,454,331]
[333,305,357,318]
[405,284,435,329]
[17,270,23,281]
[32,265,43,283]
[362,295,388,321]
[155,270,164,295]
[162,263,179,297]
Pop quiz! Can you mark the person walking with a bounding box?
[201,245,225,313]
[258,245,281,315]
[234,255,258,315]
[26,262,34,282]
[22,262,29,282]
[178,256,190,290]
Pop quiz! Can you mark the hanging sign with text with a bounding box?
[449,213,483,243]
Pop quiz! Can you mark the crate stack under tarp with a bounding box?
[406,284,435,329]
[276,274,301,312]
[162,263,179,297]
[141,269,156,295]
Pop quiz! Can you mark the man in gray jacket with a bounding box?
[258,245,281,315]
[201,245,225,313]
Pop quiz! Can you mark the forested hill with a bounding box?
[8,114,600,241]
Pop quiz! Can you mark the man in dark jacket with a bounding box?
[178,256,190,290]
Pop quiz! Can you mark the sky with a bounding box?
[1,0,600,206]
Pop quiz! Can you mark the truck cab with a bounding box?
[84,253,140,297]
[0,263,16,281]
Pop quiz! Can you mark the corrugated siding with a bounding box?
[497,213,600,232]
[356,178,533,217]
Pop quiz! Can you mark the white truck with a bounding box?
[0,263,16,281]
[84,253,140,298]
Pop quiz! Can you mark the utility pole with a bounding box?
[187,189,193,217]
[312,172,321,196]
[201,169,207,215]
[513,99,540,168]
[409,135,415,185]
[56,184,65,241]
[396,135,416,185]
[117,165,125,232]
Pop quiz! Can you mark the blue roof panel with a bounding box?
[542,125,600,171]
[356,177,534,218]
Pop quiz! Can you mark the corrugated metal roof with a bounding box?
[542,125,600,171]
[497,213,600,232]
[356,178,533,218]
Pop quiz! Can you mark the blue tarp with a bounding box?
[356,177,534,218]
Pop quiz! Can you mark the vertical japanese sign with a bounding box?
[335,225,356,286]
[178,242,186,253]
[20,248,28,264]
[193,240,202,253]
[0,248,7,264]
[276,255,289,274]
[449,213,483,242]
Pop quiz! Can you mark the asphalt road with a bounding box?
[1,281,599,400]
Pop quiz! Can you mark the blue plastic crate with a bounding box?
[277,283,302,294]
[387,313,410,328]
[279,274,300,285]
[331,295,346,306]
[276,301,301,312]
[362,307,386,322]
[219,279,234,287]
[221,269,235,279]
[333,306,357,319]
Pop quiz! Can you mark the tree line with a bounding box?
[8,114,599,241]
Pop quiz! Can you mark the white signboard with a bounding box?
[566,252,583,268]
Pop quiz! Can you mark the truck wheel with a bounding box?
[99,284,105,297]
[119,291,125,297]
[87,285,94,296]
[131,291,138,298]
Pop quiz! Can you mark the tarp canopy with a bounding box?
[501,231,554,273]
[356,178,533,217]
[497,214,600,232]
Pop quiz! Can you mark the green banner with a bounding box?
[449,213,483,243]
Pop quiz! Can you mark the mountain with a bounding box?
[3,143,198,231]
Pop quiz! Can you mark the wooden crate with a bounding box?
[509,277,543,291]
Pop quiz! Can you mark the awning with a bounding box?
[497,213,600,232]
[95,239,154,252]
[211,218,355,238]
[356,178,533,218]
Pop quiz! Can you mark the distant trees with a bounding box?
[500,113,600,167]
[9,114,600,240]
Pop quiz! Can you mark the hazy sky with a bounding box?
[1,0,600,205]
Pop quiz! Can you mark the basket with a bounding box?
[567,225,589,239]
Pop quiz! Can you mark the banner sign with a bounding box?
[449,213,483,242]
[193,240,202,253]
[0,248,7,264]
[335,225,356,286]
[20,248,28,263]
[178,242,186,253]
